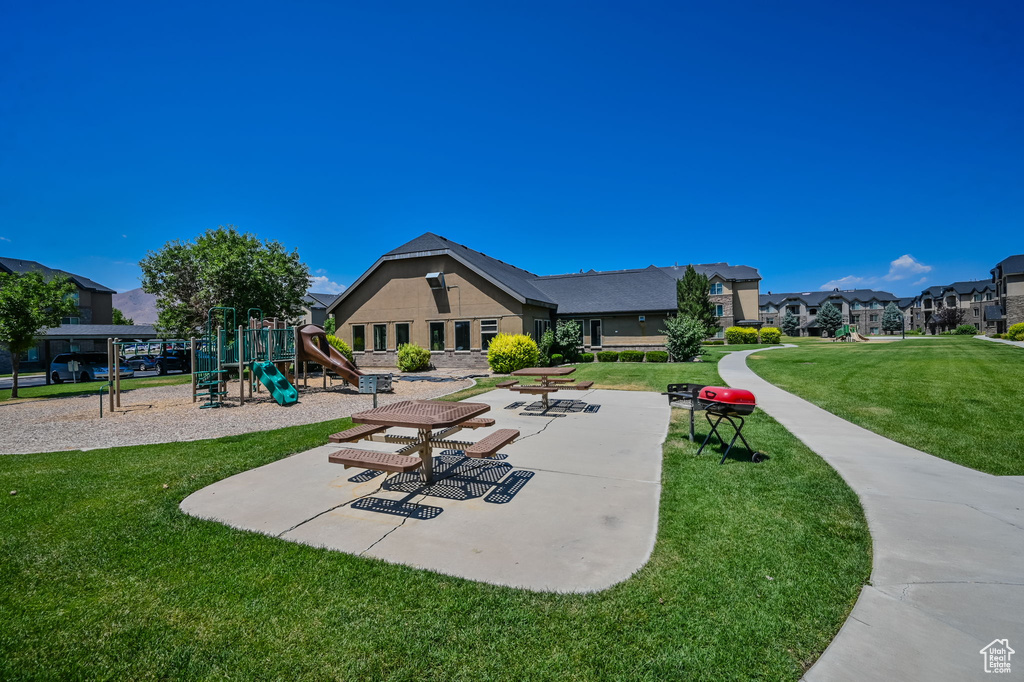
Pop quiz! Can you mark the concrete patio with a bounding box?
[181,388,670,593]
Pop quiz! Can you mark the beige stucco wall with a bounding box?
[732,281,759,321]
[333,255,532,353]
[557,313,672,349]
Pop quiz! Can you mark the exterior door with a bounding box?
[590,319,602,347]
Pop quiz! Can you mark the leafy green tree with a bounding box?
[111,308,134,326]
[554,319,582,363]
[660,315,707,362]
[816,302,843,337]
[782,310,799,337]
[676,265,718,335]
[323,316,336,336]
[140,226,310,338]
[0,272,78,398]
[881,302,903,334]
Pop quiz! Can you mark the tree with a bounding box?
[816,302,843,337]
[782,309,799,337]
[660,315,707,362]
[0,272,78,398]
[676,265,718,335]
[932,305,967,332]
[554,319,582,363]
[323,316,336,336]
[140,226,311,338]
[111,307,134,326]
[881,302,903,334]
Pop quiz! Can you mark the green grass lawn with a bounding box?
[0,363,870,680]
[748,336,1024,475]
[0,374,193,402]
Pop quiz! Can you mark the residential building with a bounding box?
[916,280,997,334]
[758,289,901,336]
[297,292,339,328]
[0,257,117,374]
[988,254,1024,334]
[326,233,761,368]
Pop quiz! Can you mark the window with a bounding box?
[986,293,993,301]
[870,327,879,335]
[709,282,723,295]
[373,324,387,351]
[809,308,817,315]
[352,325,365,352]
[714,327,724,339]
[21,347,39,362]
[787,305,800,315]
[973,293,982,302]
[851,302,862,310]
[395,323,409,347]
[70,343,80,352]
[590,319,602,346]
[454,321,471,351]
[66,291,79,305]
[869,314,878,322]
[534,319,551,340]
[714,304,724,317]
[429,322,445,351]
[766,317,775,325]
[973,308,979,317]
[61,316,80,325]
[481,319,498,349]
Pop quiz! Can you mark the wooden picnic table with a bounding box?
[349,400,489,482]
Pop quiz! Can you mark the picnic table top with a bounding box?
[512,367,576,377]
[351,399,490,429]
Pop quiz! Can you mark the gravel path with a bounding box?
[0,371,480,455]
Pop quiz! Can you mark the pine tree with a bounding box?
[676,265,718,335]
[816,302,843,337]
[782,309,799,337]
[881,302,903,334]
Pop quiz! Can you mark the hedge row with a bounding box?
[576,350,671,363]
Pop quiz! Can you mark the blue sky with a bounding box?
[2,1,1021,298]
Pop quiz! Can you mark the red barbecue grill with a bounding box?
[664,384,766,464]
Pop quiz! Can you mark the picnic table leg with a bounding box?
[418,427,434,483]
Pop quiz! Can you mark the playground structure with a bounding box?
[100,307,391,414]
[834,324,869,342]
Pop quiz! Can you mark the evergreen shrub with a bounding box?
[645,351,668,363]
[597,351,620,362]
[396,343,431,372]
[578,353,594,363]
[620,350,644,362]
[486,333,540,373]
[760,327,781,344]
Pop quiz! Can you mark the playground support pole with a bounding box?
[217,326,224,397]
[107,338,115,414]
[238,325,245,406]
[114,338,121,408]
[191,338,197,402]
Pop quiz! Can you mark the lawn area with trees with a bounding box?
[0,358,870,680]
[747,336,1024,475]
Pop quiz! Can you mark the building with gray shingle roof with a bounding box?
[758,288,901,336]
[990,254,1024,334]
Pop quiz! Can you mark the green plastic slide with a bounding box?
[251,361,299,406]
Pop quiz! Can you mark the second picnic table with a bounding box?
[508,366,580,410]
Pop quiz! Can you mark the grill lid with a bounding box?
[699,386,756,406]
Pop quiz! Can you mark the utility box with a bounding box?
[359,373,393,394]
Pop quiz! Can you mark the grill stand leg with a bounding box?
[697,413,752,464]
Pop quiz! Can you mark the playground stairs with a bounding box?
[196,369,228,409]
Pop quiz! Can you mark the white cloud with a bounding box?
[0,236,10,242]
[314,268,327,275]
[913,276,928,286]
[309,275,346,295]
[820,275,876,290]
[122,234,127,238]
[883,254,931,281]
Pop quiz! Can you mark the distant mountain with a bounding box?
[112,288,158,324]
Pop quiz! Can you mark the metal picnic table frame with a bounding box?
[510,366,577,410]
[350,400,492,482]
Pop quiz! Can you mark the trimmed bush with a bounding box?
[578,352,594,363]
[905,329,923,335]
[620,350,644,363]
[703,339,725,346]
[725,326,759,344]
[326,334,354,363]
[645,351,668,363]
[760,327,781,344]
[486,333,540,374]
[954,324,978,335]
[396,343,431,372]
[550,353,564,365]
[597,351,620,362]
[661,315,707,361]
[1008,322,1024,341]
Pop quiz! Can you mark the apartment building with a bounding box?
[913,280,997,334]
[758,289,901,336]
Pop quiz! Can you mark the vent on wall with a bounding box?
[425,272,446,290]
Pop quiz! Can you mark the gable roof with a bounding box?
[992,254,1024,278]
[331,233,558,311]
[303,292,338,309]
[759,289,899,307]
[921,279,994,298]
[533,266,678,315]
[660,262,761,282]
[0,257,115,293]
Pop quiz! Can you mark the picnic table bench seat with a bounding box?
[508,385,559,394]
[465,429,520,459]
[565,380,594,390]
[460,417,496,429]
[495,379,518,388]
[329,424,387,443]
[328,448,423,473]
[544,377,577,384]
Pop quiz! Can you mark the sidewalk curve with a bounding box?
[719,347,1024,681]
[976,334,1024,349]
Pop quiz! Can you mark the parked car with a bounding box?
[50,353,135,384]
[150,350,191,375]
[124,354,159,371]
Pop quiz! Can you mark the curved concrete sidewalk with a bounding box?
[976,334,1024,349]
[719,347,1024,681]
